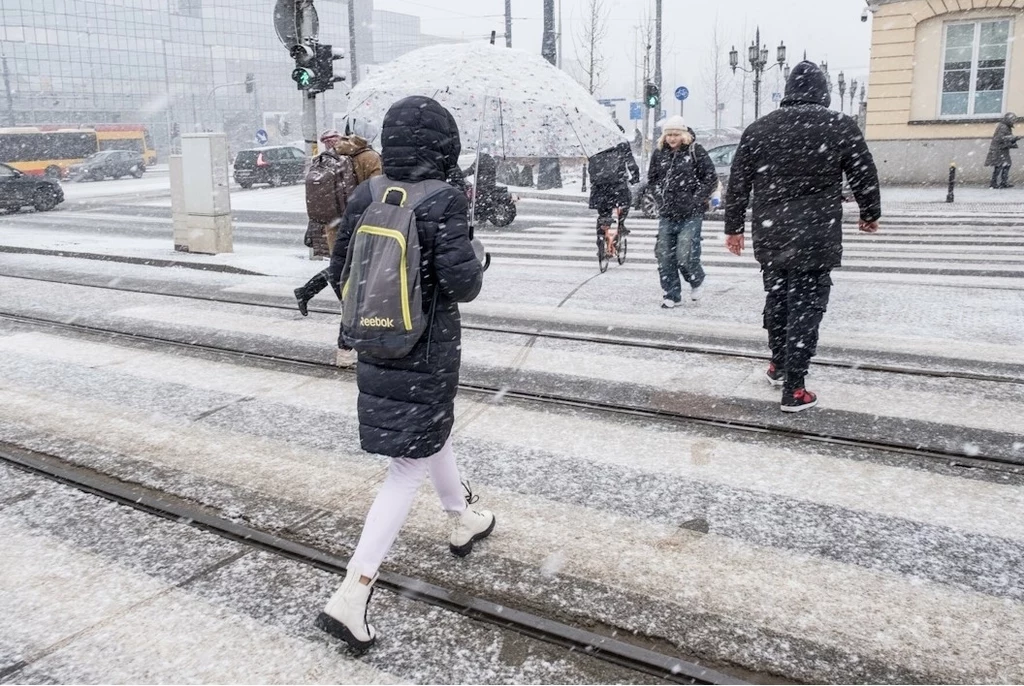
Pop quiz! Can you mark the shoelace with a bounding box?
[461,480,479,505]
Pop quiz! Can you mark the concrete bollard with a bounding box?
[946,162,956,203]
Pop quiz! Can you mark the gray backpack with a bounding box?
[339,176,450,359]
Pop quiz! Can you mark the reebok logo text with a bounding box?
[360,316,395,328]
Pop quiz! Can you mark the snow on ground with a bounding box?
[2,315,1024,682]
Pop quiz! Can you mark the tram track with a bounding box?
[0,308,1020,474]
[3,271,1021,386]
[0,441,743,685]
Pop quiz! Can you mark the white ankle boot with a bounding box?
[449,507,496,557]
[315,571,377,651]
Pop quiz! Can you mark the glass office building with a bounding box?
[0,0,445,154]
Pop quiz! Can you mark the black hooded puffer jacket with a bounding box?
[724,61,881,271]
[328,96,483,458]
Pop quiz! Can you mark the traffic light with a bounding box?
[312,43,345,92]
[290,43,315,90]
[245,72,255,94]
[644,83,660,109]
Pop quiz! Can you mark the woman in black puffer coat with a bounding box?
[319,96,496,652]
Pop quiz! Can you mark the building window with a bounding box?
[941,19,1011,117]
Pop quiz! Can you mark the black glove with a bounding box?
[630,172,640,185]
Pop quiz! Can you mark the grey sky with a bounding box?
[372,0,873,128]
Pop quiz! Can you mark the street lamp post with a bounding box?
[730,27,787,120]
[837,71,846,114]
[849,78,858,115]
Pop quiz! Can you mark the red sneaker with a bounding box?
[765,362,785,387]
[781,388,818,413]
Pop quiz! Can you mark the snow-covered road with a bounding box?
[1,197,1023,683]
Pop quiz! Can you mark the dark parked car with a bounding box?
[0,163,64,212]
[233,146,306,188]
[67,150,146,181]
[633,142,738,218]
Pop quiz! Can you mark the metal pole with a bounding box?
[542,0,556,66]
[2,51,17,126]
[299,4,318,159]
[348,0,359,86]
[946,162,956,203]
[557,0,563,68]
[653,0,662,151]
[753,27,761,121]
[505,0,512,48]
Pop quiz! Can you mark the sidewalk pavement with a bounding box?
[510,184,1024,217]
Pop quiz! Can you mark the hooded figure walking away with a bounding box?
[317,96,495,651]
[647,116,717,307]
[724,61,881,412]
[985,112,1019,189]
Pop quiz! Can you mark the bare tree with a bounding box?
[701,20,735,131]
[572,0,609,95]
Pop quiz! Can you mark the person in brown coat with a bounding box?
[294,130,383,366]
[335,133,383,187]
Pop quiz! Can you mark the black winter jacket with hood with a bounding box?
[724,61,881,271]
[646,130,718,221]
[588,142,640,211]
[328,96,483,458]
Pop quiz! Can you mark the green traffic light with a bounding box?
[292,67,314,89]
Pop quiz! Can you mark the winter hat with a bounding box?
[319,129,341,142]
[661,115,687,133]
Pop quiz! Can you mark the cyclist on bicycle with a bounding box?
[588,141,640,252]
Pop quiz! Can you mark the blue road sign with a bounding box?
[674,86,690,101]
[255,128,269,145]
[771,92,782,103]
[629,101,642,120]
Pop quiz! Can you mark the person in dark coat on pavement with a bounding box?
[588,140,640,241]
[985,112,1019,189]
[317,96,495,651]
[647,116,717,307]
[724,61,881,412]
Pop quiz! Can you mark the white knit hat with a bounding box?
[660,115,687,133]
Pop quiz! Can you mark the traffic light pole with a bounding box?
[298,5,319,159]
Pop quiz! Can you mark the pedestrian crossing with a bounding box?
[478,216,1024,279]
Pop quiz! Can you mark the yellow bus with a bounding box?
[93,124,157,166]
[0,127,98,178]
[0,124,157,178]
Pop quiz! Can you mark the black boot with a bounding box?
[294,270,329,316]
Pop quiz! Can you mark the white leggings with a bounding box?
[347,436,467,577]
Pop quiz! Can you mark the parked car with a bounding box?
[632,142,739,218]
[233,146,306,188]
[0,162,64,212]
[67,150,146,181]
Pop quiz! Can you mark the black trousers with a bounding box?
[991,163,1011,188]
[762,268,833,392]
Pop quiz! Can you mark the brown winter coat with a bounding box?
[334,135,382,184]
[305,150,358,257]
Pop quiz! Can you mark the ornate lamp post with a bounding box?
[837,71,846,113]
[849,78,858,114]
[730,27,787,120]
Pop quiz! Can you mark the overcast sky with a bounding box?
[373,0,873,128]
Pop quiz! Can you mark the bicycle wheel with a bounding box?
[616,232,627,264]
[597,239,609,273]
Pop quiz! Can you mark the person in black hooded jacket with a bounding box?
[317,96,496,651]
[724,61,881,412]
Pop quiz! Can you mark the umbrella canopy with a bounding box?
[346,42,626,158]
